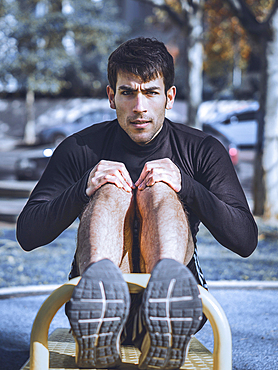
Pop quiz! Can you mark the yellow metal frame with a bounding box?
[27,274,232,370]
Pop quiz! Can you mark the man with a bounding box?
[17,38,258,369]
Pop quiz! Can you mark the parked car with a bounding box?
[16,101,241,180]
[202,124,239,167]
[15,147,54,181]
[15,130,239,182]
[16,109,117,180]
[37,108,117,146]
[199,100,259,149]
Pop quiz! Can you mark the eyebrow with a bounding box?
[118,85,162,92]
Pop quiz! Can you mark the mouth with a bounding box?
[130,119,151,129]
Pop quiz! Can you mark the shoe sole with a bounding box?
[66,259,130,368]
[139,259,203,370]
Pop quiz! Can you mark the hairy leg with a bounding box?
[136,182,194,273]
[76,183,134,275]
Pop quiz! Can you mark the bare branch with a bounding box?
[134,0,189,28]
[225,0,278,36]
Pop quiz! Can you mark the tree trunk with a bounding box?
[187,4,203,128]
[252,37,267,216]
[262,8,278,219]
[24,89,36,145]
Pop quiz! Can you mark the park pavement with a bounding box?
[0,218,278,369]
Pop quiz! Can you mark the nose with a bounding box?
[133,93,147,113]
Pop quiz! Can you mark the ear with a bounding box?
[165,86,176,110]
[107,85,116,109]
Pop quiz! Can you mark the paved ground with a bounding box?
[0,218,278,369]
[1,287,277,370]
[196,288,278,370]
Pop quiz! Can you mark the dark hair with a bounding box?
[107,37,175,92]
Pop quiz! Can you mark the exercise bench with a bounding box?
[21,274,232,370]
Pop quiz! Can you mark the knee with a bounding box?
[136,182,177,213]
[93,183,133,210]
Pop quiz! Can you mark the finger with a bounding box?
[137,169,155,190]
[136,165,165,189]
[87,173,132,196]
[138,170,181,192]
[104,174,133,192]
[117,164,135,189]
[88,166,133,191]
[135,159,171,188]
[138,159,181,191]
[99,161,134,189]
[97,170,133,191]
[135,163,155,187]
[135,171,147,188]
[95,161,134,188]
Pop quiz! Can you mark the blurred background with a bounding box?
[1,2,278,369]
[0,0,278,275]
[1,0,278,221]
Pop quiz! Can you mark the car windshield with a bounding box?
[75,111,115,125]
[223,111,257,124]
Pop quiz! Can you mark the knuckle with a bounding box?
[98,159,106,166]
[95,163,102,171]
[103,174,112,181]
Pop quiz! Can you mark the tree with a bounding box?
[260,4,278,219]
[201,0,278,219]
[223,0,278,219]
[203,0,252,95]
[0,0,127,144]
[135,0,204,127]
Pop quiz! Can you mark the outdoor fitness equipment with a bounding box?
[21,273,232,370]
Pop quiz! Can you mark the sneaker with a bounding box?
[66,259,130,368]
[138,258,203,370]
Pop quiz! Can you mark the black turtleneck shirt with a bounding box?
[16,119,258,285]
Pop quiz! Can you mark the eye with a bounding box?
[146,90,159,96]
[121,90,133,96]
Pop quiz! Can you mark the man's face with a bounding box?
[107,71,176,145]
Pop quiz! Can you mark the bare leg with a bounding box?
[76,183,134,275]
[136,183,202,370]
[136,182,194,273]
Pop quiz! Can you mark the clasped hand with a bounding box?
[86,159,181,197]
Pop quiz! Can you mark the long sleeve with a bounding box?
[178,135,258,257]
[17,119,258,259]
[16,135,95,251]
